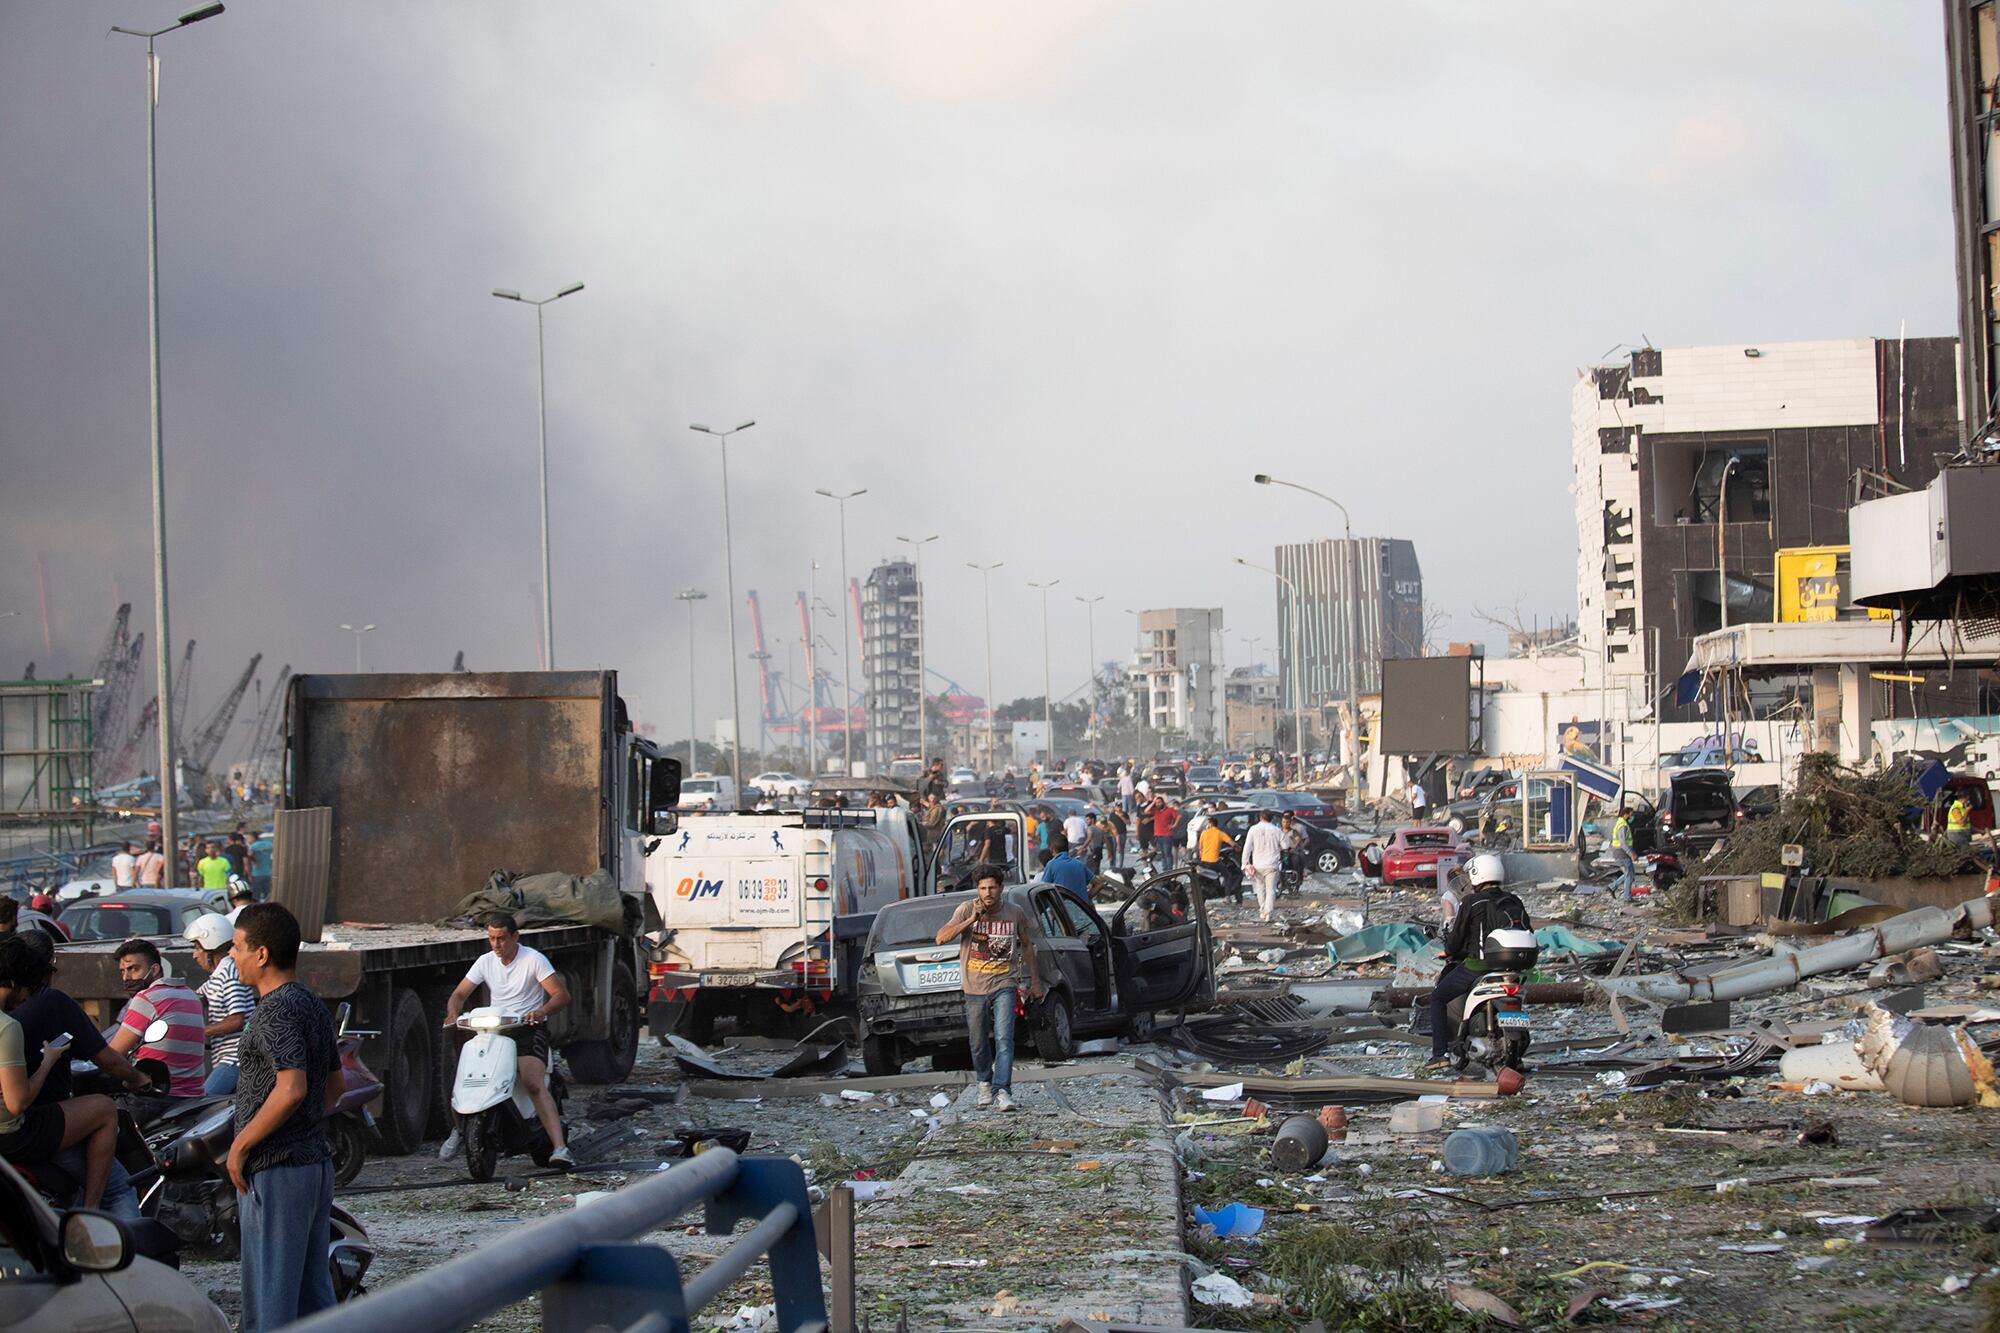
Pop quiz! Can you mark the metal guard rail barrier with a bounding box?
[291,1148,828,1333]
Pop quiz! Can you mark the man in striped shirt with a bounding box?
[185,913,257,1095]
[109,938,207,1098]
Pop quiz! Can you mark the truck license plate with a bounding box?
[913,961,961,990]
[703,974,758,988]
[1496,1010,1530,1029]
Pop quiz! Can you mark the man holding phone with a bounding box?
[934,867,1042,1113]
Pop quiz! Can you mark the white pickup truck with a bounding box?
[645,806,1031,1041]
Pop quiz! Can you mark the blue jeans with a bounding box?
[1609,849,1636,901]
[203,1063,239,1097]
[965,987,1017,1093]
[1429,965,1479,1059]
[240,1157,335,1332]
[55,1145,139,1221]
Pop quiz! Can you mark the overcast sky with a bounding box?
[0,2,1958,755]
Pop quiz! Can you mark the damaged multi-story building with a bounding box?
[1572,337,1965,729]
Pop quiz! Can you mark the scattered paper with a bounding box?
[1201,1082,1246,1102]
[928,1258,987,1268]
[840,1089,877,1102]
[929,1092,952,1109]
[1191,1272,1254,1308]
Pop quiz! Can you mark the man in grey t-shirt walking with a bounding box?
[935,868,1041,1112]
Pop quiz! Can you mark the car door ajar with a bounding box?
[1053,893,1115,1021]
[1109,870,1213,1016]
[1029,889,1092,1015]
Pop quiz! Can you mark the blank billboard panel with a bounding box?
[1378,656,1472,755]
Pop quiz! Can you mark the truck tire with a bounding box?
[861,1033,902,1077]
[566,962,641,1085]
[377,989,433,1155]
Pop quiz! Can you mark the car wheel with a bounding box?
[1447,816,1466,833]
[1127,1010,1157,1044]
[1033,991,1076,1063]
[1313,848,1343,875]
[862,1033,902,1076]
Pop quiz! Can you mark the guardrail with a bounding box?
[291,1149,829,1333]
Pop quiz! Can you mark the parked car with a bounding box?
[1241,788,1346,825]
[1144,764,1188,799]
[1734,784,1780,822]
[1658,741,1759,771]
[1455,768,1514,802]
[949,767,979,787]
[1202,806,1353,874]
[0,1154,228,1332]
[56,889,228,943]
[1185,765,1229,796]
[676,775,740,812]
[1380,827,1466,886]
[855,875,1214,1074]
[750,772,812,800]
[1658,768,1737,849]
[1445,779,1519,832]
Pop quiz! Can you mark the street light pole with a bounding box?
[339,623,376,672]
[111,2,225,877]
[492,281,585,669]
[1254,473,1363,789]
[1236,557,1306,779]
[692,421,756,797]
[815,488,866,778]
[969,562,1004,773]
[1027,579,1060,769]
[674,589,706,779]
[1074,595,1103,758]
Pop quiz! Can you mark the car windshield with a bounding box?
[1036,797,1090,818]
[62,903,179,940]
[874,898,970,949]
[1401,831,1454,848]
[1187,767,1222,781]
[1265,792,1318,809]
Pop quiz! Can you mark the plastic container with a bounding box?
[1192,1202,1266,1238]
[1271,1116,1330,1172]
[1441,1126,1519,1177]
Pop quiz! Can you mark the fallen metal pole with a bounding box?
[1596,895,1997,1007]
[1375,982,1594,1007]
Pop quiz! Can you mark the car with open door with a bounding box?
[1201,805,1354,873]
[854,871,1213,1074]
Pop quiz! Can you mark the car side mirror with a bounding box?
[647,758,684,834]
[141,1018,169,1045]
[61,1210,134,1273]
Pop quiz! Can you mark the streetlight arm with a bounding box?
[1253,473,1352,531]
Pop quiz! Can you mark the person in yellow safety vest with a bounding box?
[1608,808,1637,902]
[1945,795,1973,849]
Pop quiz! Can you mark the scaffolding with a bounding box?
[0,678,98,856]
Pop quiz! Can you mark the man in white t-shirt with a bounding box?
[1061,810,1090,847]
[441,914,574,1167]
[111,843,139,889]
[1243,811,1289,923]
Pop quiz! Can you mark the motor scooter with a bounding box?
[1443,928,1539,1075]
[448,1007,567,1182]
[328,1003,382,1188]
[156,1099,375,1299]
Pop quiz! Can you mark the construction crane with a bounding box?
[183,653,261,784]
[168,640,195,757]
[241,662,291,778]
[88,603,131,686]
[109,695,158,781]
[745,591,792,737]
[102,633,145,766]
[86,604,145,773]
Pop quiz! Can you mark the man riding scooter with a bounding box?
[440,914,572,1169]
[1424,853,1530,1073]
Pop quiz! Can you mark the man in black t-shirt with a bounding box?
[229,903,342,1332]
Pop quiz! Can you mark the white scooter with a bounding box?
[448,1008,567,1182]
[1444,928,1540,1076]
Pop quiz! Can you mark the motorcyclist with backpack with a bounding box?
[1424,853,1529,1073]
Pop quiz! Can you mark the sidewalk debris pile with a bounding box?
[1711,753,1984,879]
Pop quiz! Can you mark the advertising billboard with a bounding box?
[1378,656,1473,755]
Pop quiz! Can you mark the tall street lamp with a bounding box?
[814,487,866,777]
[968,561,1004,773]
[339,623,376,672]
[1074,595,1103,757]
[492,281,584,669]
[692,420,756,795]
[1027,579,1060,769]
[111,0,225,886]
[896,535,940,767]
[1254,473,1363,788]
[1235,557,1306,778]
[674,589,706,779]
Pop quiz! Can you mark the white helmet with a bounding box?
[1465,853,1507,888]
[183,912,234,952]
